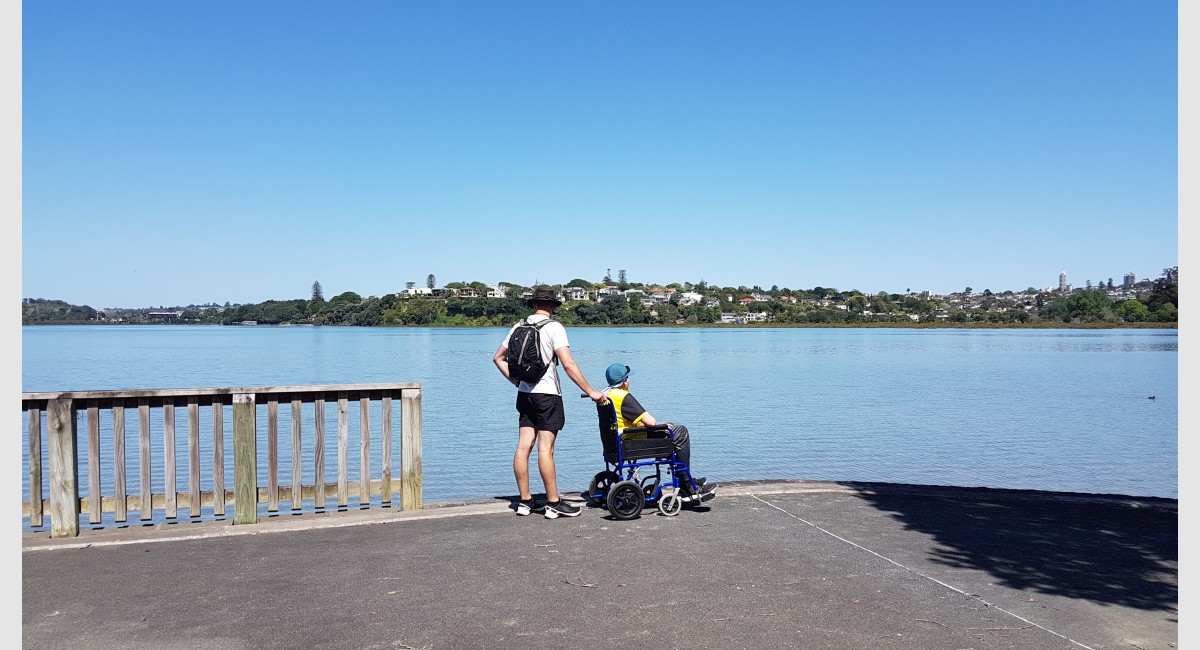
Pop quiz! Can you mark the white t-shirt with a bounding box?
[500,315,569,395]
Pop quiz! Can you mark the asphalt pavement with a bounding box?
[21,480,1178,650]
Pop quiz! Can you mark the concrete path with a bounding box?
[22,481,1177,650]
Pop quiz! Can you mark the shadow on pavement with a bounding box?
[843,482,1178,613]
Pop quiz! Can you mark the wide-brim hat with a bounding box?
[527,286,563,308]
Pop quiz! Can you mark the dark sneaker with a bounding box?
[678,476,707,497]
[515,499,545,516]
[544,500,581,519]
[682,481,717,503]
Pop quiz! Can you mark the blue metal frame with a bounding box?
[595,427,698,505]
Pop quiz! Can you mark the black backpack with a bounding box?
[506,317,555,383]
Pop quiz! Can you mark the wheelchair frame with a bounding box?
[585,401,701,520]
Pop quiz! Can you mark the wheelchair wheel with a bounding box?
[586,471,619,507]
[606,480,645,520]
[658,493,682,517]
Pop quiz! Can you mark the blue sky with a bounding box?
[20,0,1178,307]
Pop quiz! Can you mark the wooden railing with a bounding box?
[21,383,423,538]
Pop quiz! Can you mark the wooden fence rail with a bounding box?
[22,383,423,538]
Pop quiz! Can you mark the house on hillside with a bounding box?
[720,311,770,324]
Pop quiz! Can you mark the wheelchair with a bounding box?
[583,400,702,520]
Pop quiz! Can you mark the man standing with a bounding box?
[494,286,605,518]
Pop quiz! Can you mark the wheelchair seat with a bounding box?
[596,401,672,463]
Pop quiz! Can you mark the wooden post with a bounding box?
[138,398,151,521]
[212,398,225,517]
[291,397,302,511]
[359,396,370,505]
[233,393,257,525]
[47,398,80,538]
[113,402,127,523]
[267,398,279,512]
[314,397,326,509]
[28,406,43,529]
[381,395,393,505]
[337,393,348,507]
[86,402,101,524]
[400,388,422,511]
[188,399,200,518]
[163,398,177,519]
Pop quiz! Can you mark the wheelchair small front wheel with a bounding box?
[586,471,619,507]
[606,480,645,520]
[658,493,682,517]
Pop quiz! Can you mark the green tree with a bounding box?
[427,274,436,289]
[311,281,324,302]
[1148,266,1178,309]
[1042,290,1113,323]
[328,291,363,306]
[600,295,633,324]
[1116,299,1150,322]
[1153,302,1178,322]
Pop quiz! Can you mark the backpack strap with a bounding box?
[533,317,557,364]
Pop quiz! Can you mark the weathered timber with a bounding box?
[28,406,43,528]
[402,389,423,510]
[338,394,348,507]
[188,399,200,518]
[87,403,101,523]
[291,397,302,511]
[212,398,225,517]
[22,383,422,537]
[381,395,393,504]
[360,396,371,502]
[314,398,326,510]
[164,398,177,519]
[113,403,127,522]
[233,393,257,525]
[139,399,151,521]
[47,399,79,538]
[267,398,279,512]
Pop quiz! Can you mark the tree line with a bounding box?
[21,267,1179,326]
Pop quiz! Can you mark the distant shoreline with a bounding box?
[21,321,1177,330]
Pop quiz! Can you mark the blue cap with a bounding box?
[605,363,632,388]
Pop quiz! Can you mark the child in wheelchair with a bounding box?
[584,363,717,519]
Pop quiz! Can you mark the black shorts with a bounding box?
[516,392,565,432]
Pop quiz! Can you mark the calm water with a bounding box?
[21,325,1178,523]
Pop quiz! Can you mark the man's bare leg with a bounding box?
[514,426,537,500]
[537,429,559,502]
